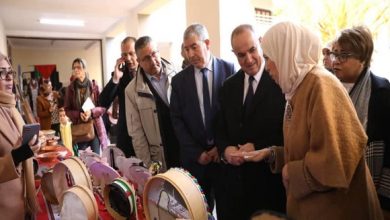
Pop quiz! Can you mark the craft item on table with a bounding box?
[40,169,59,205]
[104,178,141,220]
[79,148,102,167]
[52,157,92,203]
[88,161,121,188]
[41,129,56,139]
[116,156,152,195]
[59,112,73,155]
[40,145,57,152]
[143,168,211,220]
[36,151,61,163]
[102,144,125,170]
[60,184,98,220]
[149,161,162,175]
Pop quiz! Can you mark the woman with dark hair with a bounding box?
[64,58,107,153]
[0,52,40,219]
[332,26,390,214]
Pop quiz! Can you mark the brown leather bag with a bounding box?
[72,120,95,143]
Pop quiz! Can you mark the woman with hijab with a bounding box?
[242,21,383,219]
[64,58,107,154]
[332,26,390,215]
[0,52,40,219]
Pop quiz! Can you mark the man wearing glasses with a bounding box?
[125,36,180,171]
[99,36,138,157]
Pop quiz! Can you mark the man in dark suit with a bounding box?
[170,23,235,219]
[216,24,286,219]
[99,37,137,157]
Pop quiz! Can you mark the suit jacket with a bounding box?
[216,69,286,217]
[99,68,135,157]
[170,57,234,177]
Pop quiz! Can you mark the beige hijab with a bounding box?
[261,21,322,100]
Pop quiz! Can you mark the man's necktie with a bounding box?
[201,68,213,143]
[244,76,255,115]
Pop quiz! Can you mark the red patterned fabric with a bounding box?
[35,65,56,78]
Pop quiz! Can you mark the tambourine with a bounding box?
[143,168,210,220]
[116,156,151,195]
[88,161,121,188]
[104,178,139,220]
[40,169,59,204]
[60,184,98,220]
[52,157,92,203]
[79,150,102,167]
[102,144,125,169]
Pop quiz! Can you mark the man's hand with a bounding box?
[206,146,219,163]
[113,57,126,84]
[282,164,289,191]
[238,142,255,152]
[224,146,245,166]
[198,151,212,165]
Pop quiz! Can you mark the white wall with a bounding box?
[0,19,7,55]
[126,0,186,70]
[11,44,103,88]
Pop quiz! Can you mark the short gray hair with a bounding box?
[231,24,255,47]
[183,23,209,41]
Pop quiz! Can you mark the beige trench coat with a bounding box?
[125,59,176,171]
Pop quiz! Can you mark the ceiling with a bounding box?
[7,37,99,50]
[0,0,147,48]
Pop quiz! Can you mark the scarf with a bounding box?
[74,78,91,109]
[349,68,371,130]
[261,21,321,101]
[0,91,40,214]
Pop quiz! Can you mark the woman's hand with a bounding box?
[241,148,272,162]
[80,110,91,122]
[29,134,40,153]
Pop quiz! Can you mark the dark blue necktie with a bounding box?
[201,68,213,143]
[244,76,255,115]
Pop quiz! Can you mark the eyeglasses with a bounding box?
[329,52,355,63]
[0,68,16,80]
[140,50,159,63]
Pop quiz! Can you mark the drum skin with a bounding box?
[143,168,208,220]
[52,157,92,203]
[60,184,98,220]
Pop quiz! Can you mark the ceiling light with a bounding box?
[39,18,85,27]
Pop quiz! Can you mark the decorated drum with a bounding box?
[40,169,59,204]
[143,168,210,220]
[60,184,98,220]
[104,178,139,220]
[52,157,92,203]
